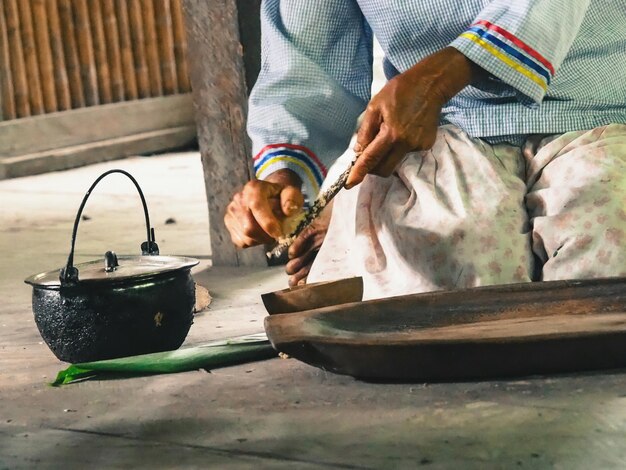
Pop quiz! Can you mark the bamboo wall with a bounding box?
[0,0,191,120]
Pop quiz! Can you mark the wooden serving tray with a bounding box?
[263,277,626,381]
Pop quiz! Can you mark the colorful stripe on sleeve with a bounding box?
[253,144,327,198]
[460,20,554,92]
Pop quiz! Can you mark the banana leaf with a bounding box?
[52,333,276,386]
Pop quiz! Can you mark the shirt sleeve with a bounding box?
[450,0,591,105]
[247,0,373,200]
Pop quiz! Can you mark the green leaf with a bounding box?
[51,333,276,386]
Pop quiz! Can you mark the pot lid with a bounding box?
[25,254,199,288]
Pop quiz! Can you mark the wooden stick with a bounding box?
[102,0,124,101]
[4,0,30,117]
[154,0,178,94]
[127,0,150,98]
[31,0,58,113]
[73,0,99,106]
[17,0,45,114]
[170,0,190,92]
[45,0,71,110]
[141,0,162,96]
[58,0,85,108]
[89,0,112,103]
[0,0,17,119]
[114,0,137,100]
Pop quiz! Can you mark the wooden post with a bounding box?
[127,0,150,98]
[101,0,124,101]
[45,0,72,111]
[170,0,190,92]
[0,0,17,120]
[90,0,113,104]
[31,0,58,113]
[183,0,266,267]
[73,0,99,106]
[154,0,178,95]
[58,0,86,108]
[4,0,30,117]
[140,0,162,97]
[114,0,137,100]
[17,0,45,115]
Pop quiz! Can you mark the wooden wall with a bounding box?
[0,0,196,180]
[0,0,191,120]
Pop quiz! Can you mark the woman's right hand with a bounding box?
[224,169,305,248]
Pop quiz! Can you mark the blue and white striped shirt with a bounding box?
[248,0,626,199]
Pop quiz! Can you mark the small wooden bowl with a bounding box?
[261,277,363,315]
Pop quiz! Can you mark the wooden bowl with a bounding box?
[261,277,363,315]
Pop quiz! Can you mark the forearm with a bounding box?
[248,0,372,200]
[402,47,487,107]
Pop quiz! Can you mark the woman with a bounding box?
[225,0,626,299]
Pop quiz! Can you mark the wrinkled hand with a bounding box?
[225,169,304,248]
[346,47,480,188]
[285,201,333,286]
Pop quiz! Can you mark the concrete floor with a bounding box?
[1,153,626,469]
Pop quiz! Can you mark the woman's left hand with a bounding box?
[346,47,481,188]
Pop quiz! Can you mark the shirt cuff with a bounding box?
[450,20,555,105]
[253,143,327,202]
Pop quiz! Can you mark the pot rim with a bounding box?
[25,255,199,289]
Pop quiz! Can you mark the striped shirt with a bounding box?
[248,0,626,199]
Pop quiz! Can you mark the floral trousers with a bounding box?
[308,124,626,300]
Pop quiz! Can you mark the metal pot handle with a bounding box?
[60,169,159,284]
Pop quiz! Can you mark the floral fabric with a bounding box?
[308,124,626,300]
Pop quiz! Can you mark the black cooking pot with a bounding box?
[24,169,199,363]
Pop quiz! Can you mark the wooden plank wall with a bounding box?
[0,0,191,120]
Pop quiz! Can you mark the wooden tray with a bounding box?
[263,277,626,381]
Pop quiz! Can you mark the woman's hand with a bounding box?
[285,201,333,286]
[346,47,481,188]
[224,169,304,248]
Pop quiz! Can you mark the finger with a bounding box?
[355,107,381,153]
[243,182,283,238]
[346,125,394,188]
[224,213,248,248]
[280,185,304,216]
[288,264,313,287]
[370,143,411,177]
[271,196,283,218]
[233,188,283,218]
[233,191,247,209]
[288,223,323,259]
[226,210,263,248]
[288,231,314,260]
[285,248,318,275]
[224,200,245,248]
[225,200,273,247]
[240,210,275,245]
